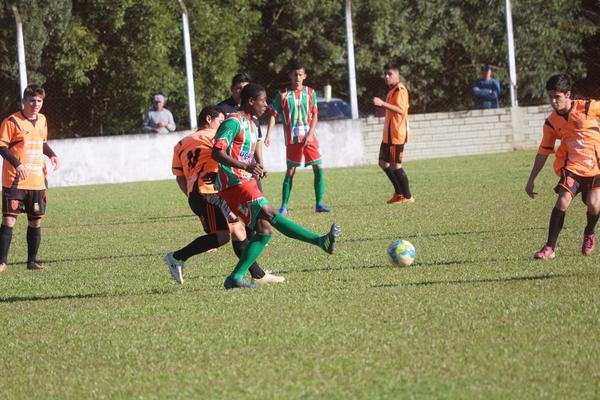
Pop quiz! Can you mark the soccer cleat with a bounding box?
[253,270,286,285]
[533,245,555,260]
[224,276,257,289]
[26,262,45,270]
[400,196,416,204]
[164,252,185,284]
[387,194,404,204]
[582,233,596,256]
[278,207,288,216]
[0,263,6,273]
[321,223,341,254]
[315,204,332,213]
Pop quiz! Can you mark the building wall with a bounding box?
[45,106,550,187]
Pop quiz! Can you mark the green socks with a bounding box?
[271,213,321,246]
[230,233,271,280]
[314,167,325,206]
[281,175,293,209]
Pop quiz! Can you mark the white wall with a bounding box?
[46,118,365,187]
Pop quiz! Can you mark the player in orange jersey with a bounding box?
[525,74,600,259]
[165,105,284,285]
[373,61,414,205]
[0,84,60,272]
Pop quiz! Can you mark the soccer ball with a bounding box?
[387,239,416,267]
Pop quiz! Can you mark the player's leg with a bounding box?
[24,190,47,270]
[280,144,302,215]
[229,220,285,285]
[0,188,22,271]
[379,143,402,203]
[582,178,600,255]
[304,140,330,212]
[535,181,574,260]
[390,144,414,203]
[165,193,230,284]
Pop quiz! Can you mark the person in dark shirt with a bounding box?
[472,64,501,109]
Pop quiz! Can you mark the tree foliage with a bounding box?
[0,0,597,137]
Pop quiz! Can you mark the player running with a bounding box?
[265,60,331,215]
[525,74,600,259]
[0,84,60,272]
[165,105,284,285]
[212,83,340,289]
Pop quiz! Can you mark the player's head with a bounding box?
[152,94,165,111]
[546,74,573,113]
[480,64,493,79]
[287,60,307,89]
[240,83,267,117]
[22,84,45,118]
[231,72,251,105]
[383,61,401,87]
[198,105,225,130]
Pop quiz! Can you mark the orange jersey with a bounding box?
[538,99,600,177]
[0,112,48,190]
[172,128,218,194]
[382,82,410,144]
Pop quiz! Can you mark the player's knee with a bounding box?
[215,230,231,246]
[255,218,273,235]
[229,222,246,242]
[286,167,296,176]
[378,161,388,169]
[2,216,16,227]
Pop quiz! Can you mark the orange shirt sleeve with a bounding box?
[172,141,184,176]
[538,122,557,155]
[0,117,15,148]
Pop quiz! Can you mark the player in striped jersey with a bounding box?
[525,74,600,259]
[0,85,60,272]
[165,105,284,285]
[373,61,414,204]
[265,60,331,215]
[212,83,340,289]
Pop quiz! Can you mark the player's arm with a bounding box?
[175,176,187,195]
[525,154,549,198]
[304,113,318,146]
[373,91,405,116]
[265,114,276,147]
[0,119,26,179]
[212,147,263,177]
[43,142,60,170]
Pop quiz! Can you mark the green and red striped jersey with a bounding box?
[271,86,318,145]
[213,112,258,190]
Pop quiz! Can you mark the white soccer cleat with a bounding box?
[253,270,286,285]
[165,252,185,284]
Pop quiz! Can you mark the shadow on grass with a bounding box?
[32,251,168,265]
[371,272,586,289]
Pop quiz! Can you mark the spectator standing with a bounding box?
[142,94,176,133]
[472,64,501,109]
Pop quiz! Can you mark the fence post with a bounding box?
[344,0,359,119]
[11,5,28,103]
[178,0,197,130]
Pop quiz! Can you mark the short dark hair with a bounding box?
[546,74,573,92]
[287,60,306,73]
[240,83,266,105]
[384,61,400,72]
[197,105,224,128]
[23,84,45,99]
[231,73,251,88]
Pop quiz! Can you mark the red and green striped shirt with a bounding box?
[271,86,318,145]
[213,112,258,190]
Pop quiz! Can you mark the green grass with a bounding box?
[0,150,598,399]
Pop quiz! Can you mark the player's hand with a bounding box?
[264,135,271,147]
[525,181,537,198]
[245,162,264,177]
[303,134,314,147]
[373,97,384,107]
[15,164,27,180]
[50,156,60,170]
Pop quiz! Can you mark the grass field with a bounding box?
[0,150,598,399]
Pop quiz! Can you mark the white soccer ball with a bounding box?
[387,239,416,267]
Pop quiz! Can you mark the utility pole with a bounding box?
[178,0,197,129]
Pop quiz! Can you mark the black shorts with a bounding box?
[554,169,600,204]
[379,142,405,164]
[188,192,238,234]
[2,187,46,220]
